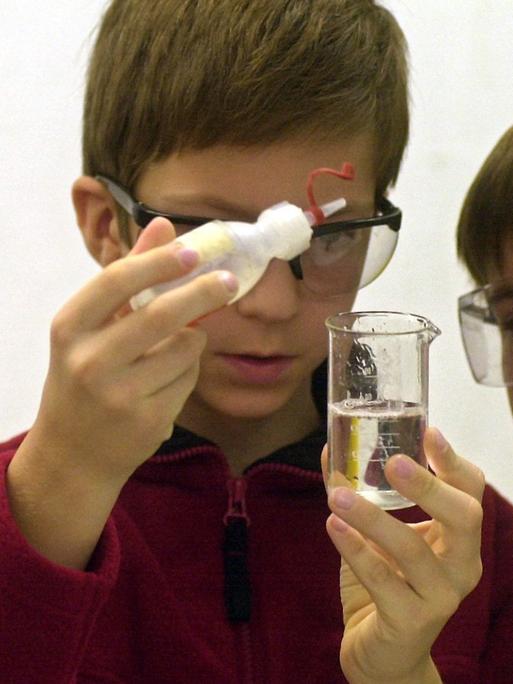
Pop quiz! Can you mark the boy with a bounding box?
[457,125,513,399]
[0,2,505,682]
[454,124,513,682]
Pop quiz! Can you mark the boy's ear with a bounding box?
[72,176,128,265]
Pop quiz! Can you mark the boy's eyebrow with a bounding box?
[153,192,370,220]
[155,192,259,217]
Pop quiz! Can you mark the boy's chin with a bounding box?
[191,385,300,422]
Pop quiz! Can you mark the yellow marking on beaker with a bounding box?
[345,417,360,489]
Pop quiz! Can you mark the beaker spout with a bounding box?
[427,321,442,343]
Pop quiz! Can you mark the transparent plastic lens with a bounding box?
[301,223,398,296]
[459,283,513,387]
[358,222,400,287]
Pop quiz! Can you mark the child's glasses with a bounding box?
[459,280,513,386]
[97,175,402,296]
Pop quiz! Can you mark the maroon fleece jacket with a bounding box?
[0,427,512,684]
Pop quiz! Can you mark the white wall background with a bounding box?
[1,2,512,498]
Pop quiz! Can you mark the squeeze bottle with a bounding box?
[131,197,346,309]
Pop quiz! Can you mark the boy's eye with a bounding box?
[308,229,361,266]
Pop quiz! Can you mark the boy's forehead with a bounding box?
[137,136,377,215]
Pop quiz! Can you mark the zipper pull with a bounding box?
[223,478,250,525]
[223,478,251,623]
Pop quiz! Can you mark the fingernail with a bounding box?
[177,248,199,268]
[394,455,416,479]
[333,487,356,510]
[219,271,239,293]
[331,515,349,533]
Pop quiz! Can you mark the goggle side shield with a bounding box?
[458,284,513,387]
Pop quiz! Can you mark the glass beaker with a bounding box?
[326,311,441,510]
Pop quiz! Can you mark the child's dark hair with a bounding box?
[457,126,513,284]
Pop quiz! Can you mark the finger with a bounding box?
[328,486,447,598]
[321,444,328,489]
[130,327,207,396]
[424,427,485,502]
[326,513,413,617]
[385,453,483,533]
[384,455,483,569]
[146,357,202,428]
[338,556,373,627]
[129,217,176,255]
[124,360,202,451]
[114,219,178,319]
[87,269,237,366]
[58,240,201,331]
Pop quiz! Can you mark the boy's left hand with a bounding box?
[323,427,485,684]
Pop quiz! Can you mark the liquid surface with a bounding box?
[328,400,426,510]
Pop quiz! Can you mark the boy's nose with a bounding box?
[234,258,300,321]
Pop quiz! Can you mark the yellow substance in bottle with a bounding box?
[178,222,235,262]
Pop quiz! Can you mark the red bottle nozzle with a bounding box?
[306,163,355,225]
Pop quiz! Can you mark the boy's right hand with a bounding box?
[6,217,238,568]
[36,216,237,480]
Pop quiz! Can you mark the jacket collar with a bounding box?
[154,424,326,475]
[152,361,328,475]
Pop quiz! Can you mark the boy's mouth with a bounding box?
[219,353,295,384]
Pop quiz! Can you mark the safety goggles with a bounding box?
[458,279,513,386]
[98,175,402,297]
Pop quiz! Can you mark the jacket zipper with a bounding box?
[151,450,323,683]
[223,478,251,623]
[223,478,255,683]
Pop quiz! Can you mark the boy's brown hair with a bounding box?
[457,126,513,285]
[83,0,409,237]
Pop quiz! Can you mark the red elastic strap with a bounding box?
[306,162,355,224]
